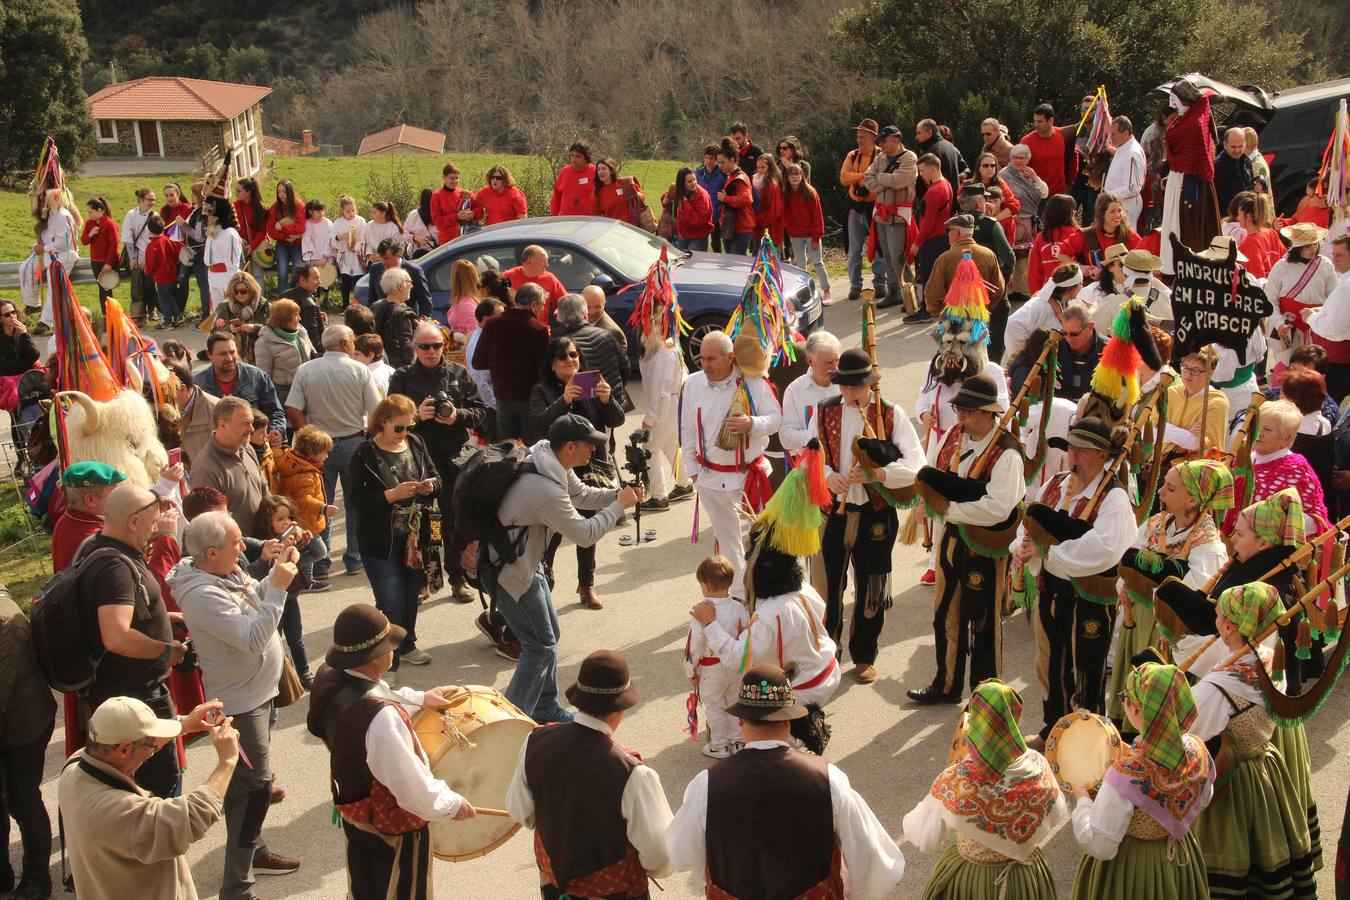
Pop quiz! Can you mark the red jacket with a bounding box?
[429,186,473,242]
[909,179,954,253]
[596,179,642,222]
[673,186,714,240]
[505,266,568,324]
[81,216,120,264]
[754,181,785,245]
[144,233,182,285]
[1027,225,1081,293]
[1164,93,1215,179]
[783,188,824,240]
[160,201,192,228]
[474,186,529,226]
[266,201,306,245]
[721,170,755,234]
[235,201,269,251]
[552,164,599,216]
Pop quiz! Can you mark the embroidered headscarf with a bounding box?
[966,679,1027,775]
[1175,459,1236,512]
[1126,662,1197,770]
[1217,582,1285,641]
[1242,487,1305,547]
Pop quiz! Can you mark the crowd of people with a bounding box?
[4,76,1350,900]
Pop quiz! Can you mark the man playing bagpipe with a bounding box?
[1012,417,1136,745]
[909,373,1026,704]
[817,347,923,685]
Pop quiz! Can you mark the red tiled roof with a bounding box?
[88,77,272,122]
[357,124,446,155]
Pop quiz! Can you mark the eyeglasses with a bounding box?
[980,163,996,169]
[415,342,444,351]
[391,424,411,433]
[1181,365,1208,376]
[1064,329,1085,339]
[557,351,579,360]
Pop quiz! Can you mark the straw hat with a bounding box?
[1279,221,1328,249]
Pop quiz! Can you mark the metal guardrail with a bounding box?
[0,259,97,291]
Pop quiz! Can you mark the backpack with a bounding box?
[450,441,536,571]
[31,546,144,692]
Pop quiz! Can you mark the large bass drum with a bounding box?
[410,686,535,862]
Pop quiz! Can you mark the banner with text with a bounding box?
[1169,235,1272,357]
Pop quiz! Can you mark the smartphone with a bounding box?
[280,524,303,543]
[168,448,181,468]
[572,370,601,401]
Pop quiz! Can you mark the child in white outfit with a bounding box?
[684,556,749,759]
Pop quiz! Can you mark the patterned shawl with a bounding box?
[1217,582,1285,641]
[1243,487,1305,547]
[1175,458,1236,511]
[1103,734,1215,841]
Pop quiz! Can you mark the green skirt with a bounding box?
[919,844,1058,900]
[1106,604,1160,725]
[1271,723,1322,871]
[1193,743,1317,899]
[1071,829,1210,900]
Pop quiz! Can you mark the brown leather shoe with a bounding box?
[578,585,603,609]
[854,664,878,684]
[450,582,475,604]
[251,850,300,876]
[269,783,285,804]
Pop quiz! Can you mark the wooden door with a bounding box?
[138,121,160,156]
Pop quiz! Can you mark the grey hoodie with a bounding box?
[168,558,286,716]
[493,441,623,599]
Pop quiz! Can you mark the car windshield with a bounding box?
[584,222,669,280]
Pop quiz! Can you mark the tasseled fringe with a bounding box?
[899,503,925,546]
[799,440,831,508]
[1271,641,1286,684]
[1011,565,1038,611]
[1296,618,1312,660]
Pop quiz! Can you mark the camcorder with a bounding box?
[623,428,652,486]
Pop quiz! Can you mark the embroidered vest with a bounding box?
[935,424,1013,481]
[818,397,895,511]
[1038,471,1097,521]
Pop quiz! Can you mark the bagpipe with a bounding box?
[836,291,912,512]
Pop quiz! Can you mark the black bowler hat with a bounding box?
[565,650,640,715]
[725,664,807,721]
[831,348,879,387]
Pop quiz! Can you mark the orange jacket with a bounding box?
[273,448,327,533]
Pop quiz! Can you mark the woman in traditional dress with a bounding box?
[1109,459,1232,732]
[1190,582,1318,899]
[1160,79,1220,275]
[203,196,243,314]
[902,679,1066,899]
[1071,662,1215,898]
[1266,223,1337,369]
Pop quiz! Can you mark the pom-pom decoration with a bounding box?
[1090,296,1146,410]
[753,463,825,557]
[797,438,833,509]
[940,252,991,347]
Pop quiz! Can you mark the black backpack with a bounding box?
[31,546,142,693]
[450,441,535,570]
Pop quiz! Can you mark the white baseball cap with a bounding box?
[88,697,182,744]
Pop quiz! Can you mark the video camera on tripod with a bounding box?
[622,428,654,544]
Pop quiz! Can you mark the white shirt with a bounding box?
[1002,297,1062,364]
[1265,255,1336,311]
[1071,781,1139,860]
[638,344,686,432]
[1307,270,1350,342]
[301,216,333,261]
[780,373,839,452]
[402,209,437,247]
[367,359,394,397]
[667,741,905,899]
[1017,471,1136,579]
[1020,397,1076,493]
[1090,279,1173,333]
[679,369,783,491]
[120,207,154,265]
[925,427,1026,527]
[505,712,673,878]
[1299,411,1330,436]
[1190,651,1265,741]
[348,671,465,821]
[821,400,923,506]
[914,362,1009,451]
[702,587,838,707]
[1104,137,1145,203]
[684,596,749,677]
[287,352,381,436]
[40,208,79,260]
[331,215,368,275]
[364,220,402,256]
[464,328,495,408]
[203,227,243,274]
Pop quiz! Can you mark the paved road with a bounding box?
[23,278,1350,898]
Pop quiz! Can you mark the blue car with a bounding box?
[354,217,825,364]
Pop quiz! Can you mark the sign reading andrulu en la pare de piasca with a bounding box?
[1169,235,1272,356]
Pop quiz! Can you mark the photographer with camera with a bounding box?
[388,320,487,603]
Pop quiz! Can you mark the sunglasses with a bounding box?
[415,342,444,351]
[1063,329,1086,339]
[234,287,251,294]
[557,350,579,360]
[490,175,505,182]
[980,163,996,169]
[391,424,411,433]
[1,311,16,319]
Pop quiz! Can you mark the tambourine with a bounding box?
[251,244,277,270]
[179,245,196,267]
[96,267,120,291]
[317,260,339,288]
[1044,710,1123,796]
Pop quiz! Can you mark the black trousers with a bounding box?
[988,298,1010,365]
[344,821,431,900]
[544,508,597,589]
[930,525,1005,695]
[822,503,897,666]
[1037,573,1115,738]
[0,720,54,888]
[433,456,465,586]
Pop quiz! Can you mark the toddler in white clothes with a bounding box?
[683,555,749,759]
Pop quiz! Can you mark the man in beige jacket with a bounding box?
[862,125,918,311]
[58,696,239,900]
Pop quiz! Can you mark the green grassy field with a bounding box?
[2,152,688,316]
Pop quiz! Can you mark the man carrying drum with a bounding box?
[306,604,477,900]
[506,649,674,899]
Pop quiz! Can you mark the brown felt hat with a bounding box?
[854,118,880,136]
[725,664,807,722]
[325,604,407,669]
[565,649,640,715]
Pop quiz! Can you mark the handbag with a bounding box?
[234,583,305,707]
[657,204,675,240]
[624,179,657,234]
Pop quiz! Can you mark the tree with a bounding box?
[0,0,94,177]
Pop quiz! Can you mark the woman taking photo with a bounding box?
[528,336,624,610]
[82,196,120,305]
[473,166,529,226]
[212,270,269,364]
[752,154,785,248]
[662,167,713,252]
[594,159,645,224]
[349,394,441,678]
[253,298,314,405]
[266,179,306,289]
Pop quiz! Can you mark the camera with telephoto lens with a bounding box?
[624,428,652,482]
[434,391,456,419]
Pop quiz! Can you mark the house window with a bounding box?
[248,140,259,173]
[97,120,118,143]
[232,116,240,143]
[245,107,255,134]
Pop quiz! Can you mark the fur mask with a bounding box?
[745,526,804,607]
[930,317,989,386]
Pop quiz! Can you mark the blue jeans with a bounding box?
[318,435,363,574]
[724,232,753,256]
[298,534,327,581]
[674,236,708,252]
[275,242,302,293]
[364,556,425,671]
[846,208,885,290]
[154,282,181,321]
[483,566,562,718]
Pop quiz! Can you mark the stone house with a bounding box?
[87,76,273,176]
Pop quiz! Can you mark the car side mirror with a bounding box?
[591,274,617,295]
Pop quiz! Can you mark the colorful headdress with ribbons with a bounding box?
[1316,97,1349,213]
[29,135,75,216]
[1089,296,1161,412]
[966,679,1027,775]
[726,237,797,369]
[937,252,990,348]
[1217,582,1285,641]
[1076,85,1114,156]
[50,261,118,402]
[105,299,170,404]
[626,244,688,345]
[1243,487,1305,547]
[1126,662,1198,771]
[751,439,831,557]
[1175,458,1236,512]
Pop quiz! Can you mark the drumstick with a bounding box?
[471,807,511,817]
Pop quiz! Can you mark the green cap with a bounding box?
[61,461,127,488]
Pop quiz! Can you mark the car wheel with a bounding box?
[682,313,730,370]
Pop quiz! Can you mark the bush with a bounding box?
[361,163,419,226]
[512,157,558,219]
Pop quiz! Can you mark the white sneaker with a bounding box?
[402,647,432,666]
[701,742,733,759]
